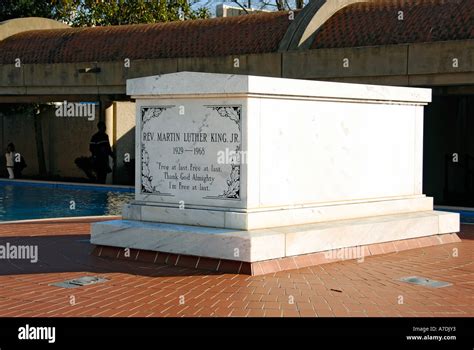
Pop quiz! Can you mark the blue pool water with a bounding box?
[0,181,134,222]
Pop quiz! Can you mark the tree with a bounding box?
[275,0,284,11]
[0,1,210,26]
[52,0,210,26]
[0,0,55,22]
[234,0,308,12]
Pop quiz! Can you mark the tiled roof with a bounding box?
[0,1,471,65]
[0,11,295,64]
[312,0,474,49]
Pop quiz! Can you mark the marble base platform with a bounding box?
[122,195,434,230]
[92,232,461,275]
[91,210,459,267]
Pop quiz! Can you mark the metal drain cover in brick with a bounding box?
[399,276,452,288]
[50,276,109,289]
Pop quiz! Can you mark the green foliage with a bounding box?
[0,0,54,22]
[53,0,211,27]
[0,0,210,26]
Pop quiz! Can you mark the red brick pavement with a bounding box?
[0,218,472,317]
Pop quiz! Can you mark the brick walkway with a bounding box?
[0,219,472,317]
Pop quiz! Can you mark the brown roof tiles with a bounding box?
[311,0,473,49]
[0,1,471,65]
[0,11,294,64]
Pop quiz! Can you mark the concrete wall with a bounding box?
[44,106,98,178]
[282,40,474,86]
[0,104,99,179]
[111,101,135,185]
[0,101,137,183]
[0,109,38,177]
[0,39,471,102]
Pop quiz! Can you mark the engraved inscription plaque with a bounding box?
[139,103,242,205]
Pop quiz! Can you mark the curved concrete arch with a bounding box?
[0,17,69,42]
[278,0,369,52]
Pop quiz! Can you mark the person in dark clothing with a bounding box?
[90,121,113,184]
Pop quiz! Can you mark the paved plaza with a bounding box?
[0,219,472,317]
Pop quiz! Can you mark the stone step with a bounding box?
[91,210,459,264]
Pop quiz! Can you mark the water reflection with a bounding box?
[0,184,133,221]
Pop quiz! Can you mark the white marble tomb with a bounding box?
[91,72,459,264]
